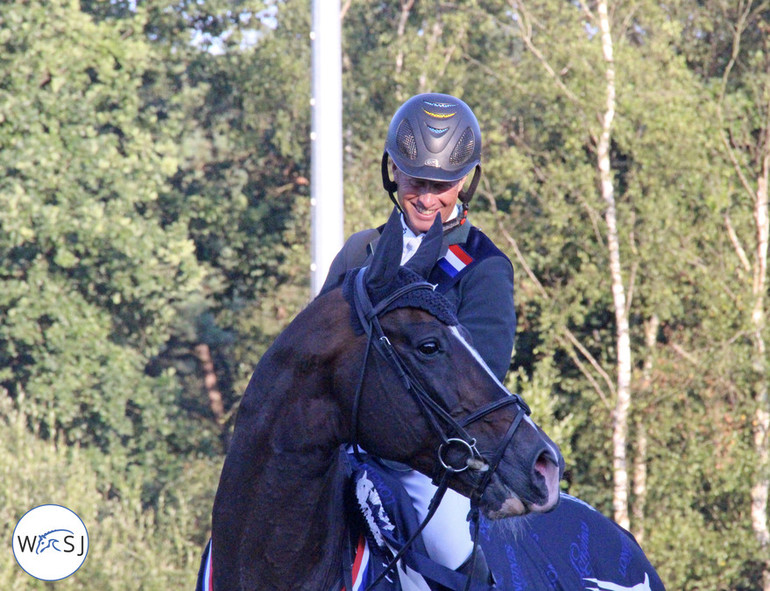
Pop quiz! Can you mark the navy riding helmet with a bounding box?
[381,93,483,228]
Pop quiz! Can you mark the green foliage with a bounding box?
[638,350,764,589]
[0,0,211,464]
[506,359,576,472]
[0,398,220,589]
[141,0,316,410]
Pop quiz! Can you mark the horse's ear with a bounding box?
[364,207,403,296]
[404,214,442,279]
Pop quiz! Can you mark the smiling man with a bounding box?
[322,92,516,382]
[392,171,465,235]
[321,93,516,589]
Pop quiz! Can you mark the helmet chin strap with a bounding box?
[381,152,403,214]
[458,164,481,207]
[442,165,480,233]
[440,203,468,233]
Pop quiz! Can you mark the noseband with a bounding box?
[350,267,532,590]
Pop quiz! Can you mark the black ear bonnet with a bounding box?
[342,267,458,336]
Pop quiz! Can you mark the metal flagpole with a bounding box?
[310,0,344,297]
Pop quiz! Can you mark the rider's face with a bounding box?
[393,165,466,235]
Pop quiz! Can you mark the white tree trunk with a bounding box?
[751,146,770,591]
[394,0,415,77]
[715,13,770,587]
[633,314,658,543]
[595,0,632,531]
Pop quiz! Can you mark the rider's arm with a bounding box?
[453,255,516,381]
[319,229,379,295]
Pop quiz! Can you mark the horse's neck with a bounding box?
[213,297,355,590]
[214,393,350,589]
[258,447,350,589]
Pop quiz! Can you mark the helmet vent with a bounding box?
[449,127,476,165]
[396,120,418,160]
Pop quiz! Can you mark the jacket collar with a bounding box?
[367,219,472,259]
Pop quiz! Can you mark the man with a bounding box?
[322,92,515,381]
[322,92,513,589]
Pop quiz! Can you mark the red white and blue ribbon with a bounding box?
[437,244,473,278]
[199,535,371,591]
[344,535,371,591]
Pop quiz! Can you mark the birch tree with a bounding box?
[592,0,634,530]
[495,0,640,528]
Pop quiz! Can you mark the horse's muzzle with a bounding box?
[480,443,563,519]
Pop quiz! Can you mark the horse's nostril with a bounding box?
[532,443,564,479]
[529,449,562,512]
[533,451,553,480]
[531,449,560,494]
[534,450,558,476]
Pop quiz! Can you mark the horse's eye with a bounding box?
[417,340,441,357]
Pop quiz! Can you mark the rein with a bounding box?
[350,267,531,591]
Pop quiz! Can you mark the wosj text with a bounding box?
[17,530,86,557]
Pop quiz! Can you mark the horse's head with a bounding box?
[339,209,563,518]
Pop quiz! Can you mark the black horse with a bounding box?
[201,212,563,590]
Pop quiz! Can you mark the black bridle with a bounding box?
[349,267,532,591]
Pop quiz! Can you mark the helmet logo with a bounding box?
[422,107,457,119]
[424,158,440,167]
[422,100,458,120]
